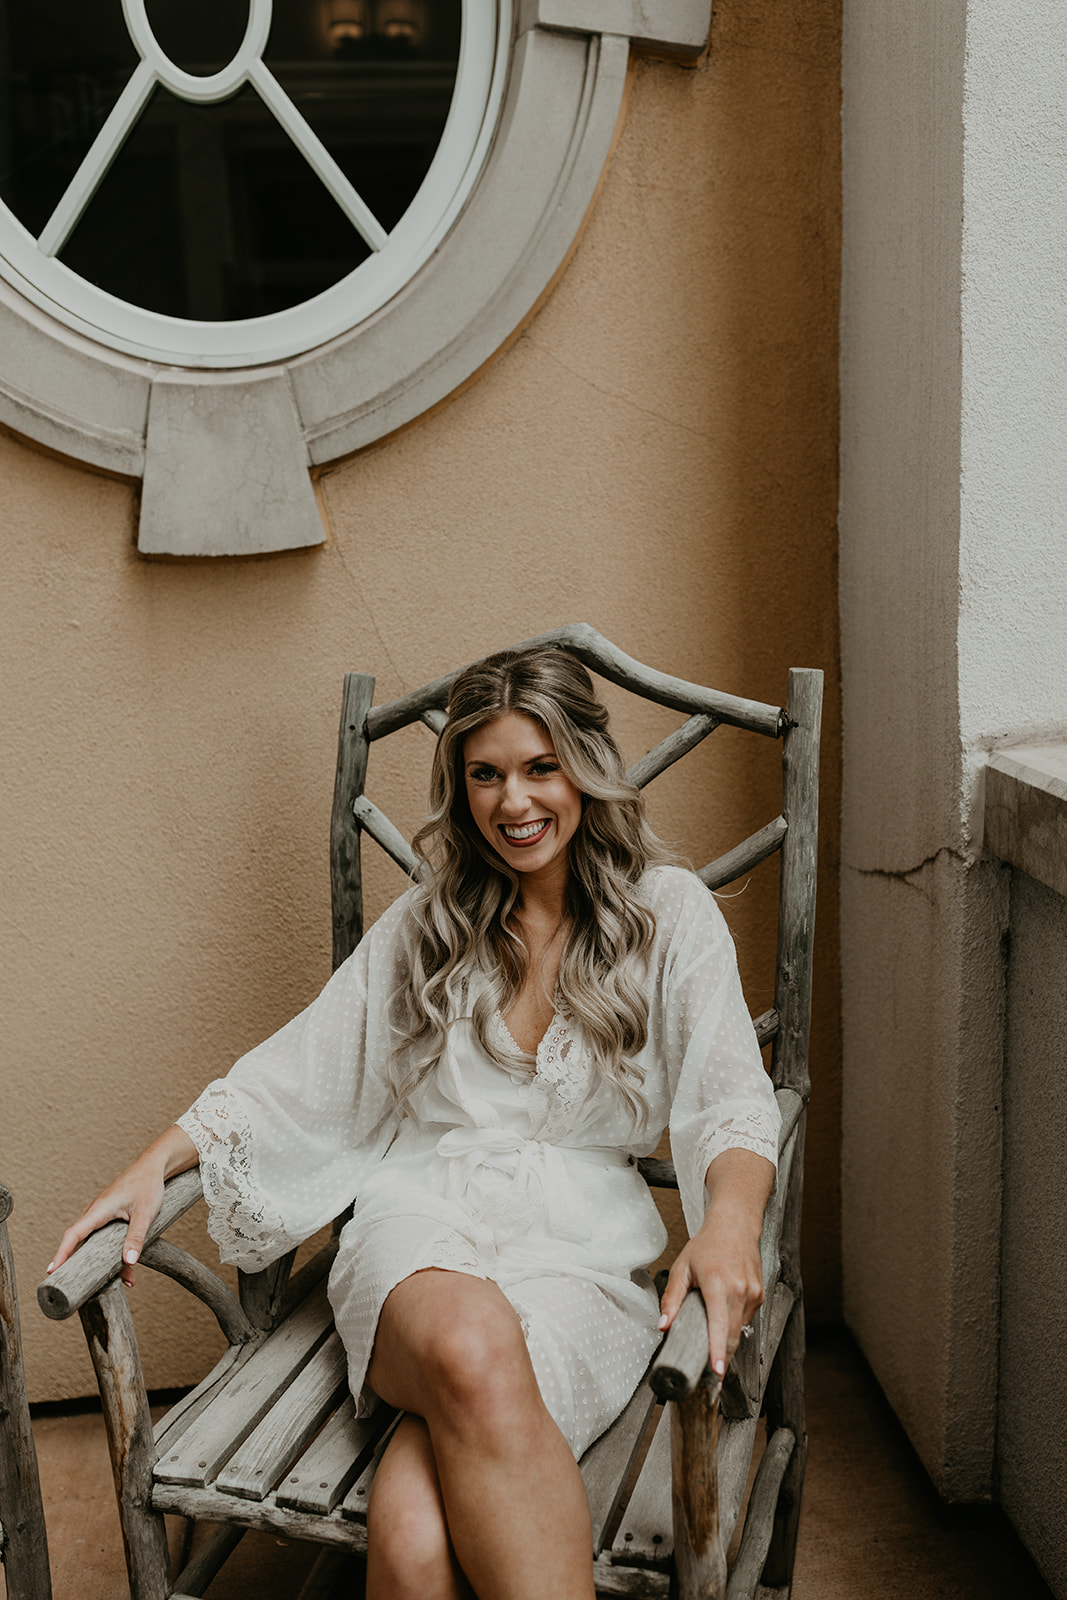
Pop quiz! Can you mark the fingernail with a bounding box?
[125,1249,138,1265]
[46,1261,54,1273]
[657,1314,668,1329]
[714,1359,725,1375]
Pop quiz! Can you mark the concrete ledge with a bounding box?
[985,743,1067,900]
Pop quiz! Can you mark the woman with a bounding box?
[50,645,778,1600]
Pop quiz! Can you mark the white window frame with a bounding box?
[0,0,711,556]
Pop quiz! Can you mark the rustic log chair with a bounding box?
[2,1183,53,1600]
[37,625,821,1600]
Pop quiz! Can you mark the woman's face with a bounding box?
[463,713,583,888]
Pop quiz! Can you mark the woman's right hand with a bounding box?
[47,1124,199,1289]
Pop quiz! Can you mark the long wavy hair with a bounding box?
[389,645,678,1127]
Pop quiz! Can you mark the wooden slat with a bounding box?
[154,1342,259,1453]
[155,1281,334,1488]
[151,1481,369,1552]
[717,1414,760,1554]
[215,1332,349,1500]
[365,625,785,741]
[700,816,787,893]
[610,1404,672,1566]
[592,1556,671,1598]
[277,1397,396,1515]
[753,1009,779,1049]
[339,1412,402,1523]
[420,707,447,734]
[581,1377,660,1553]
[724,1429,795,1600]
[626,714,718,790]
[38,1167,203,1321]
[352,796,419,878]
[757,1283,796,1410]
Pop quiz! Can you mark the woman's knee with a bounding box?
[425,1300,539,1436]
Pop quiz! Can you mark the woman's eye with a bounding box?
[531,762,559,776]
[470,767,497,783]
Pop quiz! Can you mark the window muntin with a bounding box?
[0,0,504,366]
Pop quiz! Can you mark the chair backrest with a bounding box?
[329,623,822,1105]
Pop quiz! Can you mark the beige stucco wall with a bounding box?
[2,0,842,1402]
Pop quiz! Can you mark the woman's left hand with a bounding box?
[656,1147,774,1379]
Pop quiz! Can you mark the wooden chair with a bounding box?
[2,1183,53,1600]
[37,625,821,1600]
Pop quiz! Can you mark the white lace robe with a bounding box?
[178,866,779,1457]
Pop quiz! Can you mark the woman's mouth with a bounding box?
[499,819,551,846]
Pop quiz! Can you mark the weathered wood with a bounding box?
[581,1375,660,1552]
[238,1247,296,1334]
[770,669,822,1098]
[650,1290,710,1403]
[724,1429,795,1600]
[753,1009,779,1049]
[365,625,785,741]
[760,1180,807,1586]
[156,1280,334,1488]
[700,816,788,894]
[757,1283,796,1412]
[171,1522,245,1598]
[671,1381,727,1600]
[351,796,419,879]
[626,714,719,790]
[80,1281,171,1600]
[339,1411,401,1523]
[593,1560,672,1599]
[716,1414,760,1554]
[139,1239,256,1345]
[592,1556,671,1598]
[215,1332,348,1500]
[150,1481,369,1552]
[330,671,375,969]
[420,707,447,735]
[636,1156,677,1190]
[0,1196,53,1600]
[611,1403,672,1565]
[773,1088,803,1154]
[277,1396,395,1515]
[37,1167,204,1321]
[154,1342,260,1453]
[276,1237,339,1324]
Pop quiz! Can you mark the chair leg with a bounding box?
[671,1376,727,1600]
[0,1201,53,1600]
[80,1280,172,1600]
[759,1297,806,1593]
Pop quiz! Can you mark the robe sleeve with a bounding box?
[652,868,781,1237]
[177,893,411,1269]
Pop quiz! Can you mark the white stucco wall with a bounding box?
[840,0,1067,1503]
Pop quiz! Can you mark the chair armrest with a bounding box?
[37,1168,204,1321]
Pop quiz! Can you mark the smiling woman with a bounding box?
[464,714,584,887]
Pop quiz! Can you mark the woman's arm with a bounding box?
[47,1123,199,1289]
[657,1146,774,1377]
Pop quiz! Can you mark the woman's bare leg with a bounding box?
[366,1414,470,1600]
[366,1269,596,1600]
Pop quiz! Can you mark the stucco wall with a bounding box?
[840,0,1067,1502]
[998,870,1067,1596]
[2,0,842,1403]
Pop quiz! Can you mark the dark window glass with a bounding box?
[0,0,461,321]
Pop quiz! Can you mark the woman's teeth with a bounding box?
[502,820,547,840]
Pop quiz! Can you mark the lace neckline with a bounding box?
[495,1006,560,1062]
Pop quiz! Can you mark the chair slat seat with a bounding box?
[154,1281,335,1489]
[215,1331,349,1501]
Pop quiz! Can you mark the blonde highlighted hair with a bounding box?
[390,645,678,1127]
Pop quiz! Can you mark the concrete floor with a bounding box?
[6,1327,1055,1600]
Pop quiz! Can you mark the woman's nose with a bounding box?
[499,774,531,814]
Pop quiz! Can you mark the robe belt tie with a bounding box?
[433,1128,629,1246]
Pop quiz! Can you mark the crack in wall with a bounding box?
[847,845,971,896]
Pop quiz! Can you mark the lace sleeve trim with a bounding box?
[695,1113,779,1187]
[177,1085,288,1267]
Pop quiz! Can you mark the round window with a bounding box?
[0,0,506,367]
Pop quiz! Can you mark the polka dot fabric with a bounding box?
[179,866,779,1457]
